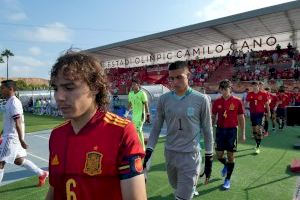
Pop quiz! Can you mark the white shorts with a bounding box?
[0,136,27,164]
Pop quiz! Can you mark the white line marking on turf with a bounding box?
[27,152,49,163]
[31,134,49,140]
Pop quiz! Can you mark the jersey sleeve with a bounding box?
[246,93,251,102]
[212,99,218,115]
[118,122,145,180]
[10,98,23,120]
[147,96,165,150]
[141,91,148,103]
[237,99,245,115]
[128,92,132,104]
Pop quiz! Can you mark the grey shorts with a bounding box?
[165,149,201,200]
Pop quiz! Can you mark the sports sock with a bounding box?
[0,168,4,183]
[226,162,235,180]
[218,158,227,165]
[21,159,43,176]
[255,139,261,148]
[264,120,269,132]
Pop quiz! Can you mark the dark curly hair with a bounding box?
[50,51,109,111]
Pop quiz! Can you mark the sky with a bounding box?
[0,0,295,79]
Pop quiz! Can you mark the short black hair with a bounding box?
[265,87,270,91]
[251,81,259,85]
[131,79,140,85]
[1,80,16,91]
[168,61,188,71]
[278,86,285,93]
[219,79,232,89]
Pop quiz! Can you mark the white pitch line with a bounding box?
[27,152,49,163]
[31,134,49,140]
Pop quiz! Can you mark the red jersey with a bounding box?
[276,93,290,108]
[246,91,269,113]
[212,95,245,128]
[268,93,277,110]
[49,111,145,200]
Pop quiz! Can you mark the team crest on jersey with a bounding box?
[187,107,195,116]
[258,96,262,100]
[83,151,103,176]
[218,105,222,109]
[229,103,235,110]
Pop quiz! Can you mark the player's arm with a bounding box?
[45,186,54,200]
[200,96,214,184]
[211,114,216,126]
[127,102,132,111]
[121,174,147,200]
[142,92,150,123]
[211,100,217,126]
[14,117,28,149]
[147,97,164,150]
[265,101,271,118]
[144,97,165,168]
[238,114,246,142]
[124,101,132,118]
[200,96,214,154]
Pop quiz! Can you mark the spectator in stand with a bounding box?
[275,44,281,53]
[294,68,299,81]
[272,52,279,64]
[269,66,276,79]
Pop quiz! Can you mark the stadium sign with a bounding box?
[103,35,282,68]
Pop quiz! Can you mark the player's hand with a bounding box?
[143,148,153,169]
[146,113,150,124]
[124,110,130,119]
[20,140,28,149]
[200,153,213,184]
[242,133,246,142]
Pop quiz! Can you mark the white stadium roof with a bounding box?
[85,1,300,62]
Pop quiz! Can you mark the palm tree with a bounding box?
[1,49,14,80]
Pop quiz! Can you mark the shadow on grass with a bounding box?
[0,185,36,194]
[2,167,48,182]
[148,193,174,200]
[243,150,297,200]
[237,148,254,152]
[235,152,257,158]
[149,163,166,172]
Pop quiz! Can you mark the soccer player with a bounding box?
[46,52,146,200]
[292,87,300,106]
[127,79,150,150]
[143,61,214,200]
[212,79,245,190]
[275,86,290,131]
[265,87,277,132]
[0,80,48,187]
[259,82,271,136]
[246,81,270,154]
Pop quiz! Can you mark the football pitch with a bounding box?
[0,114,299,200]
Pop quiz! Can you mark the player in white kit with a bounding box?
[0,80,48,187]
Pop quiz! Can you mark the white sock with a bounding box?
[21,159,43,176]
[0,168,4,183]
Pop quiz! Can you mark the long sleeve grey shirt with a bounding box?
[147,88,214,154]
